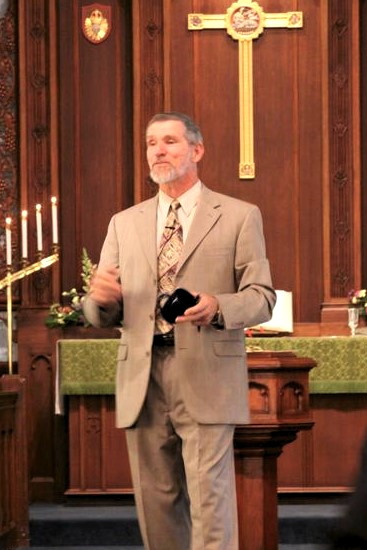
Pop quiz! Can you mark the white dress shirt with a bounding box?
[156,180,202,248]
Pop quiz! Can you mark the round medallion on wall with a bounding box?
[82,4,111,44]
[226,1,265,41]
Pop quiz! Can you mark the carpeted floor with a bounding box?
[27,546,328,550]
[27,502,344,548]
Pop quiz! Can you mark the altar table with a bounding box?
[58,336,367,495]
[58,335,367,396]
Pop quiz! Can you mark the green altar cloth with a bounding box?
[58,339,119,395]
[58,336,367,396]
[248,336,367,393]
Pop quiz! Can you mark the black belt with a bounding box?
[153,331,175,347]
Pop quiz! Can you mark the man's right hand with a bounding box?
[89,266,121,306]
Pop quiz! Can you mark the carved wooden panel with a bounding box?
[132,0,165,203]
[165,0,325,322]
[278,394,367,491]
[0,0,20,300]
[361,0,367,283]
[279,382,305,417]
[17,0,59,306]
[249,381,270,415]
[162,0,362,323]
[324,0,361,302]
[68,395,133,494]
[57,0,135,290]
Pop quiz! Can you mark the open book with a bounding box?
[249,290,293,334]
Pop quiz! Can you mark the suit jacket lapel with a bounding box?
[133,195,158,275]
[177,187,221,274]
[131,188,222,277]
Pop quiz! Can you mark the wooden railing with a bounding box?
[0,375,29,549]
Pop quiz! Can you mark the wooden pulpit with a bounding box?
[235,350,315,550]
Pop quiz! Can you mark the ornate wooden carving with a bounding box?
[0,0,20,297]
[326,0,361,301]
[57,0,134,287]
[17,0,59,306]
[132,0,164,203]
[67,395,133,495]
[249,381,270,415]
[279,382,305,416]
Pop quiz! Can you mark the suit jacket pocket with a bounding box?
[200,246,232,257]
[213,341,244,357]
[117,344,128,361]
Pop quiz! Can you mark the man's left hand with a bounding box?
[175,292,219,326]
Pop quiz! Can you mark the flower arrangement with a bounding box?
[45,248,96,328]
[348,289,367,319]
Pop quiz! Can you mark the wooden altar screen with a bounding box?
[14,0,362,503]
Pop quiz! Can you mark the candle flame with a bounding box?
[5,217,11,225]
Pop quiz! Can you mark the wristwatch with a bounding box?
[211,308,224,329]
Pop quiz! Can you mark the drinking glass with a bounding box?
[348,307,359,337]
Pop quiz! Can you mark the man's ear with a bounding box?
[191,142,205,163]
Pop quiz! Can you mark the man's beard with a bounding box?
[150,158,191,185]
[150,165,178,185]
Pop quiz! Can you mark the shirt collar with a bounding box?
[158,180,202,217]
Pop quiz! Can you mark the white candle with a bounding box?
[5,217,11,266]
[51,196,58,244]
[21,210,28,259]
[35,204,43,252]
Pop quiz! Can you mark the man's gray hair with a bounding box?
[146,112,203,145]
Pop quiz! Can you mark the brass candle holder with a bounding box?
[0,246,59,375]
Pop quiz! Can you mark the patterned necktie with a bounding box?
[155,199,183,333]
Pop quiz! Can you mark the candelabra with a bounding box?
[0,247,59,375]
[1,198,59,375]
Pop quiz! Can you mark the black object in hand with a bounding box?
[159,288,199,324]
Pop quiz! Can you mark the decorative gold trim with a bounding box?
[188,14,226,30]
[0,252,59,375]
[0,253,59,290]
[239,41,254,177]
[264,12,303,29]
[239,162,255,179]
[82,4,111,44]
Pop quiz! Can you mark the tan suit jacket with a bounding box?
[83,185,276,428]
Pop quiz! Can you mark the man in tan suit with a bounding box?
[83,112,276,550]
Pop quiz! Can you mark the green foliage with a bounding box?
[45,248,96,328]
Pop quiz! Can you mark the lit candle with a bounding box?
[35,204,43,252]
[51,196,58,244]
[21,210,28,259]
[5,217,11,266]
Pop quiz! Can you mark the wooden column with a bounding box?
[235,351,315,550]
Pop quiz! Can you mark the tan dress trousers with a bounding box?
[125,346,239,550]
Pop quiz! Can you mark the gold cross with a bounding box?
[188,1,303,179]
